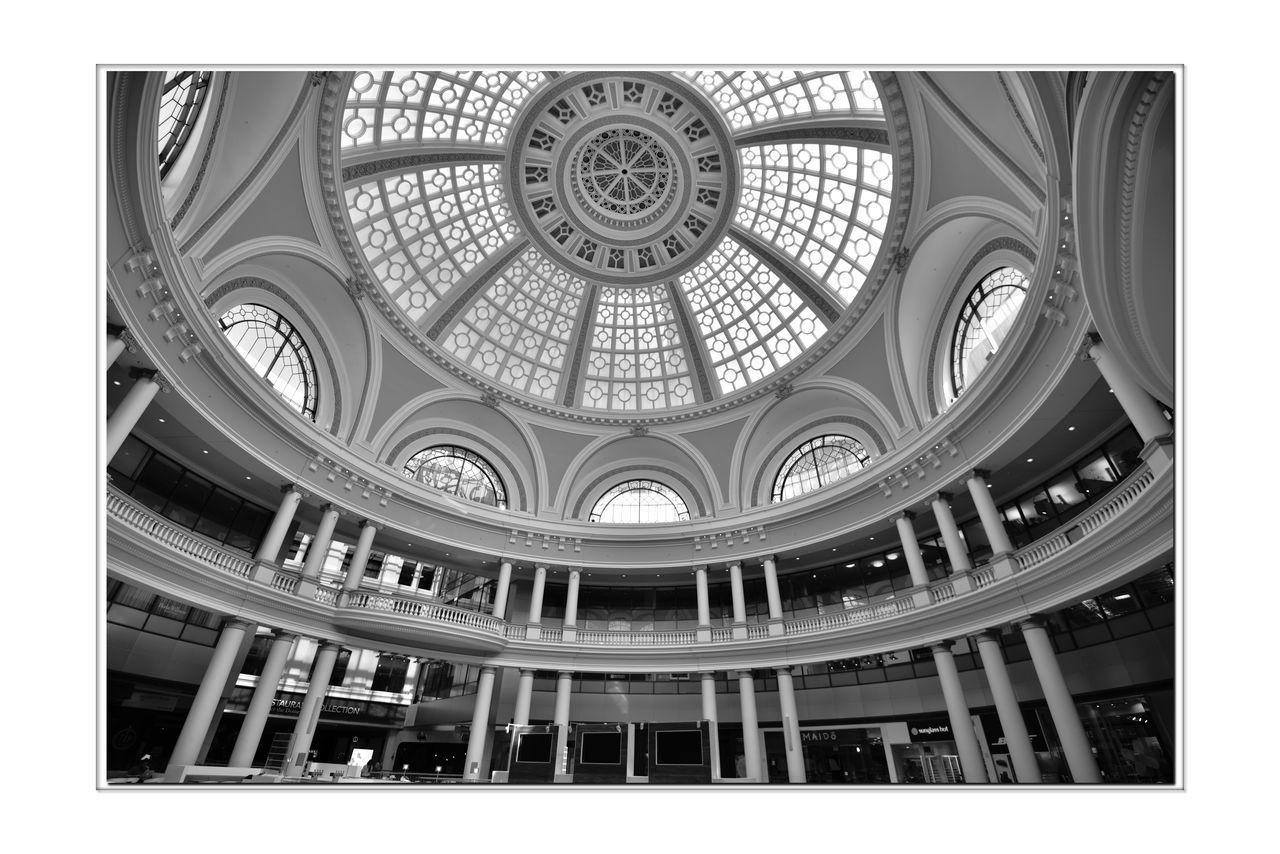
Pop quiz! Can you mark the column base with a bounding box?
[948,571,976,596]
[1141,434,1175,474]
[731,623,748,640]
[251,560,279,584]
[561,627,576,642]
[988,553,1019,580]
[526,625,542,640]
[296,579,319,601]
[696,626,711,642]
[910,587,933,608]
[766,619,785,637]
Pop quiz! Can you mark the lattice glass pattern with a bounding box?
[681,71,881,131]
[581,286,696,411]
[951,267,1029,396]
[217,304,318,420]
[341,70,548,150]
[736,143,894,306]
[589,479,691,523]
[157,71,212,178]
[346,164,518,322]
[403,445,507,509]
[677,236,827,393]
[771,435,872,503]
[445,248,585,400]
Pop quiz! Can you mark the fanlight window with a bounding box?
[157,71,212,179]
[772,435,871,503]
[950,267,1029,397]
[403,446,507,509]
[218,304,318,420]
[589,479,690,523]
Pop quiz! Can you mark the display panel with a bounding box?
[514,732,554,764]
[579,731,623,765]
[655,729,704,765]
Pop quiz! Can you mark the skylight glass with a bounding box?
[736,143,893,306]
[589,479,691,523]
[346,164,517,322]
[218,304,318,420]
[446,248,585,400]
[682,71,882,132]
[677,236,827,393]
[341,70,548,150]
[581,285,697,410]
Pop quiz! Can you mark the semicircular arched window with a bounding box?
[771,435,872,503]
[157,71,213,179]
[950,266,1029,397]
[589,479,690,523]
[403,446,507,509]
[217,303,319,420]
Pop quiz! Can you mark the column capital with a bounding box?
[127,366,156,382]
[118,327,141,354]
[726,560,743,571]
[519,668,534,677]
[930,639,955,655]
[318,503,340,516]
[315,639,343,652]
[732,669,754,680]
[1017,614,1050,632]
[267,630,298,644]
[222,617,256,633]
[691,564,708,573]
[931,491,952,504]
[358,518,379,531]
[107,322,126,338]
[758,554,777,565]
[1076,331,1104,361]
[477,665,498,676]
[566,567,582,576]
[774,664,793,675]
[969,628,1002,644]
[893,509,916,523]
[280,482,304,497]
[966,469,990,483]
[557,670,574,678]
[533,563,549,574]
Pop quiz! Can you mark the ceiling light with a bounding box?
[112,380,121,386]
[887,553,898,560]
[158,418,166,423]
[869,536,875,540]
[244,476,251,480]
[845,563,856,568]
[1068,426,1076,431]
[1026,458,1034,463]
[872,560,884,568]
[1113,593,1131,600]
[202,450,209,454]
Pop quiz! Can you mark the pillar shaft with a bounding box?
[287,641,340,775]
[930,642,988,783]
[553,672,572,725]
[492,561,513,619]
[1082,334,1171,444]
[701,671,720,778]
[528,566,547,624]
[695,566,710,626]
[728,562,746,624]
[737,671,760,781]
[341,521,377,591]
[776,667,806,783]
[255,488,303,564]
[1021,619,1102,783]
[895,512,931,587]
[301,505,340,580]
[164,619,254,779]
[966,471,1015,555]
[973,630,1040,784]
[106,372,161,462]
[762,556,783,620]
[513,669,534,726]
[564,569,581,627]
[106,334,127,368]
[463,667,498,780]
[229,632,296,767]
[931,493,972,572]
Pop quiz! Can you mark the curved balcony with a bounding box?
[106,446,1173,671]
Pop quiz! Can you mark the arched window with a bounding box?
[403,446,507,509]
[157,71,213,179]
[589,479,690,523]
[771,435,871,503]
[950,267,1029,397]
[218,304,319,420]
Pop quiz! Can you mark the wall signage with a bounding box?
[908,718,954,742]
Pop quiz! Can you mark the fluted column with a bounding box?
[1019,617,1102,782]
[341,520,378,591]
[229,631,296,767]
[285,641,341,777]
[164,618,255,780]
[930,641,988,783]
[300,505,340,581]
[965,470,1015,555]
[931,492,972,572]
[463,666,498,781]
[492,560,513,619]
[106,368,166,462]
[513,669,535,726]
[701,671,720,778]
[728,561,747,639]
[1079,332,1171,444]
[255,486,304,565]
[737,670,761,781]
[775,666,806,783]
[972,629,1040,784]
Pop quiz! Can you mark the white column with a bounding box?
[972,630,1040,784]
[931,492,972,572]
[463,666,498,781]
[528,565,548,624]
[737,670,761,781]
[106,329,127,368]
[255,486,304,564]
[728,561,746,623]
[1019,617,1102,783]
[894,511,931,587]
[701,671,720,778]
[286,641,341,776]
[564,569,581,627]
[553,672,573,725]
[164,619,255,780]
[492,561,513,619]
[694,565,710,626]
[775,666,806,783]
[229,631,296,767]
[513,669,535,726]
[341,520,378,591]
[106,369,164,462]
[1079,332,1171,444]
[965,470,1015,556]
[930,641,988,783]
[301,505,340,580]
[761,555,783,620]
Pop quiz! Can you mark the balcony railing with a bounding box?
[107,453,1167,654]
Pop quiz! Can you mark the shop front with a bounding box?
[761,726,892,783]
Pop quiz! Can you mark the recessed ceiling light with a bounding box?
[869,536,875,540]
[872,560,884,568]
[987,484,993,488]
[158,418,165,423]
[202,450,209,454]
[1026,458,1034,463]
[112,380,121,386]
[887,553,899,560]
[244,476,251,480]
[831,548,836,552]
[845,563,855,568]
[1068,426,1076,431]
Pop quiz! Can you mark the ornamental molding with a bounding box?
[305,453,395,506]
[341,150,506,183]
[171,74,231,230]
[996,72,1046,164]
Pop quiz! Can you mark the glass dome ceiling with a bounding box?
[337,70,895,413]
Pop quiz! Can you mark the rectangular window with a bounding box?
[193,487,242,543]
[162,471,214,529]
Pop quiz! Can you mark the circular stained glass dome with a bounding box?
[334,70,901,415]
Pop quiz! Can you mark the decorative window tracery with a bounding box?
[771,435,872,503]
[589,479,691,523]
[402,446,508,509]
[157,71,212,179]
[217,304,318,420]
[950,267,1029,397]
[581,285,696,410]
[682,71,882,131]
